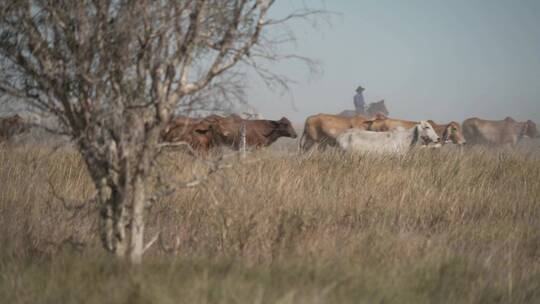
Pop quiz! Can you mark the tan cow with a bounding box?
[299,114,371,151]
[366,117,417,132]
[462,117,539,146]
[427,120,466,145]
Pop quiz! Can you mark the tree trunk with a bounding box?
[97,178,128,257]
[112,189,128,258]
[90,113,153,263]
[97,178,115,253]
[129,175,146,264]
[96,163,149,263]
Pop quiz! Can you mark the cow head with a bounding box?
[443,121,466,145]
[276,117,297,138]
[523,120,539,138]
[416,121,440,145]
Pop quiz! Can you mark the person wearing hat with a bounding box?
[354,86,366,114]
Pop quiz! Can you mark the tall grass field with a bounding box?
[1,141,540,303]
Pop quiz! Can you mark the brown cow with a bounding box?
[160,115,235,153]
[462,117,539,146]
[0,114,29,143]
[213,116,297,150]
[299,113,371,151]
[161,115,197,139]
[161,114,295,152]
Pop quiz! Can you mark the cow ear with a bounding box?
[443,124,452,139]
[412,124,420,142]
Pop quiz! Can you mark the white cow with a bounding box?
[337,121,440,154]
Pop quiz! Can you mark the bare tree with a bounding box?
[0,0,323,263]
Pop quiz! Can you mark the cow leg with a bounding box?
[318,141,329,152]
[301,138,316,152]
[318,137,336,152]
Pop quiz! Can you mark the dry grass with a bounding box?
[1,142,540,303]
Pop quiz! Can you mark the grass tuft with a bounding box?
[1,144,540,303]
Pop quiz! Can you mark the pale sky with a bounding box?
[246,0,540,124]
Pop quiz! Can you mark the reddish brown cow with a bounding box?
[161,114,243,153]
[161,115,220,152]
[161,115,197,139]
[0,114,29,143]
[213,116,298,150]
[162,114,297,152]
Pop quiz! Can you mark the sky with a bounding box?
[245,0,540,123]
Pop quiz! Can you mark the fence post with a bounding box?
[240,121,247,158]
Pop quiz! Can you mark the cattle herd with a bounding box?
[299,113,538,153]
[0,111,538,154]
[160,114,298,152]
[157,111,539,154]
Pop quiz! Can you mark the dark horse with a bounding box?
[338,100,389,118]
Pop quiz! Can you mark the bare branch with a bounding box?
[0,0,327,262]
[143,231,161,254]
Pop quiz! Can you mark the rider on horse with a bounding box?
[354,86,366,114]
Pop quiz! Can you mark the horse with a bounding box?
[338,100,389,118]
